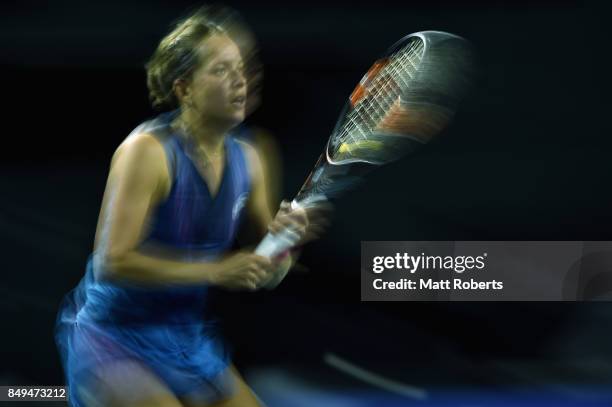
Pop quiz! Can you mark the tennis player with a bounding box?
[55,7,327,407]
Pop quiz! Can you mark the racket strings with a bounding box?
[331,38,424,160]
[352,39,422,134]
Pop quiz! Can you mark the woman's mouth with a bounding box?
[230,95,246,108]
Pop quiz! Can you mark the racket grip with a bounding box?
[255,228,300,259]
[255,199,305,258]
[254,195,326,289]
[255,230,298,290]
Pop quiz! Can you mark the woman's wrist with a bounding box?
[200,260,222,285]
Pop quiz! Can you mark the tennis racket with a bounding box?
[256,31,473,287]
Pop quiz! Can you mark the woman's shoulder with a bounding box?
[114,130,167,166]
[107,130,172,200]
[234,136,257,157]
[118,110,176,152]
[234,137,260,169]
[113,112,177,160]
[233,136,264,186]
[107,118,173,183]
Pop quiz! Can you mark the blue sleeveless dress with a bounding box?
[55,110,252,406]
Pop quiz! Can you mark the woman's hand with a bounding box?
[210,251,275,291]
[268,200,332,246]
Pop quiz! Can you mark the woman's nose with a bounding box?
[231,70,246,88]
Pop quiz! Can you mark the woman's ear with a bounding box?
[173,77,191,106]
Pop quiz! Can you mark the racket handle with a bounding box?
[255,228,300,258]
[255,195,327,289]
[255,195,326,258]
[255,230,298,290]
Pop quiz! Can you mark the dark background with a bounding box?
[1,0,611,402]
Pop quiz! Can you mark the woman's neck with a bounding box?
[177,109,230,156]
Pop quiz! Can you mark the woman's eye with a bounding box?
[213,67,227,75]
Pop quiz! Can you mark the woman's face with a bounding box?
[185,34,247,126]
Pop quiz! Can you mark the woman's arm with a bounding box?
[241,139,275,238]
[95,133,272,289]
[241,140,301,280]
[241,139,331,249]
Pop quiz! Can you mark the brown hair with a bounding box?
[145,7,226,110]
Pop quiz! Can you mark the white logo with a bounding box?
[232,192,249,220]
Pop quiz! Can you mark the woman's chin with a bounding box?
[228,110,246,125]
[203,111,245,128]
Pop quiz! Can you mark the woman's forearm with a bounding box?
[101,250,219,286]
